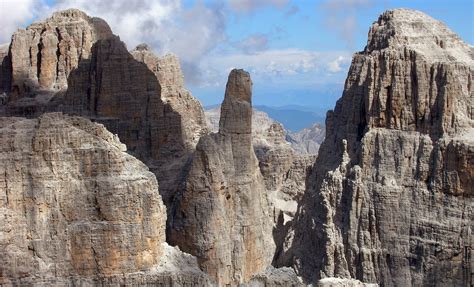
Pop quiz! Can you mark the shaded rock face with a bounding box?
[0,10,207,217]
[170,69,274,286]
[276,9,473,286]
[131,45,208,208]
[0,113,166,284]
[130,44,207,151]
[206,106,315,221]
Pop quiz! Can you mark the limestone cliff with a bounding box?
[4,9,112,100]
[206,106,315,224]
[0,113,167,279]
[170,69,274,285]
[0,9,207,216]
[131,44,207,151]
[0,113,214,286]
[277,9,473,286]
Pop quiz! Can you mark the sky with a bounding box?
[0,0,473,109]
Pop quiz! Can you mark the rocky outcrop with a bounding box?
[206,106,315,219]
[131,44,207,150]
[205,104,315,264]
[286,123,325,155]
[245,266,304,286]
[0,113,214,286]
[0,10,208,218]
[5,9,112,100]
[170,69,274,285]
[0,43,10,97]
[131,44,208,208]
[0,113,162,283]
[276,9,473,286]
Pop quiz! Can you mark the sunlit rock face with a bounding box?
[276,9,473,286]
[170,69,275,286]
[5,9,112,99]
[0,113,164,283]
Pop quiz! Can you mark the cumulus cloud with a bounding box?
[228,0,289,13]
[43,0,226,84]
[0,0,42,43]
[327,55,351,73]
[198,49,351,88]
[321,0,373,49]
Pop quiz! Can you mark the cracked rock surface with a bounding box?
[170,69,275,286]
[276,9,473,286]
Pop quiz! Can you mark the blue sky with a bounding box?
[1,0,473,109]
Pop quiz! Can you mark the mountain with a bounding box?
[286,123,326,155]
[275,9,473,286]
[0,113,213,285]
[254,105,326,131]
[0,7,472,287]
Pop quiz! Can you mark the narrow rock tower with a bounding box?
[170,69,274,285]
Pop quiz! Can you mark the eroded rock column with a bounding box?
[170,69,274,286]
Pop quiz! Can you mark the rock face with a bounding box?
[206,106,315,219]
[0,113,165,283]
[277,9,473,286]
[170,69,274,285]
[205,104,315,263]
[286,123,325,155]
[131,44,207,151]
[0,10,207,217]
[5,9,112,99]
[131,44,208,208]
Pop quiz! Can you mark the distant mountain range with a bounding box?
[205,104,327,132]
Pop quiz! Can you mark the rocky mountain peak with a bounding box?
[134,43,153,52]
[170,69,275,285]
[277,9,473,286]
[365,9,473,64]
[4,9,114,98]
[224,68,252,103]
[219,69,253,135]
[131,47,186,97]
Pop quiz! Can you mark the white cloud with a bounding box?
[198,49,351,88]
[228,0,289,13]
[327,55,351,73]
[0,0,39,43]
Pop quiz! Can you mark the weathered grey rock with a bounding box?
[317,277,378,287]
[0,113,215,286]
[0,43,11,95]
[276,9,473,286]
[206,106,316,221]
[0,113,164,283]
[170,69,274,286]
[131,45,208,208]
[131,44,208,150]
[5,9,112,99]
[0,10,208,222]
[244,266,304,287]
[205,104,315,268]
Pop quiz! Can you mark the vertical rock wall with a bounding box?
[277,9,473,286]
